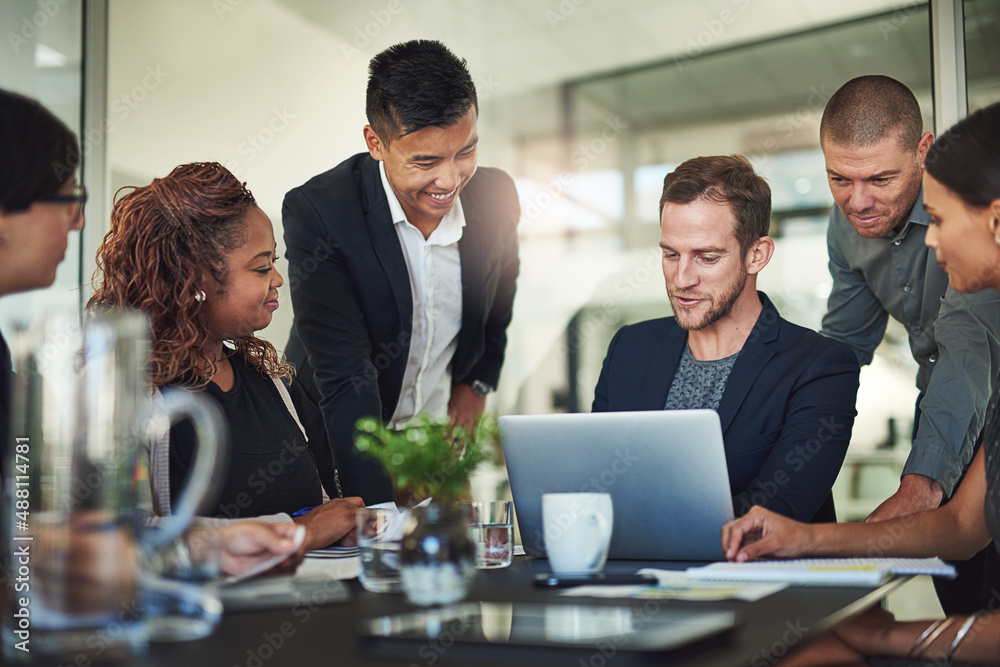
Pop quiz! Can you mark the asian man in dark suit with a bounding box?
[593,155,860,523]
[283,40,520,504]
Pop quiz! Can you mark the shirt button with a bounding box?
[929,354,938,363]
[893,239,902,246]
[903,284,912,293]
[913,327,923,336]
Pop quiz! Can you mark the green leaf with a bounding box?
[352,413,499,503]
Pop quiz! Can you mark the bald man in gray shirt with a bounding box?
[819,75,1000,613]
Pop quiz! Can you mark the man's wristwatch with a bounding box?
[470,380,494,397]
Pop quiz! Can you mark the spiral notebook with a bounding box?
[686,558,956,587]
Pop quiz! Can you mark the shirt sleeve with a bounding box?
[820,210,889,366]
[731,341,861,522]
[903,286,1000,494]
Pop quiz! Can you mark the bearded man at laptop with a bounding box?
[593,155,860,523]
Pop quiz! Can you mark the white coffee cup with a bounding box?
[541,493,613,574]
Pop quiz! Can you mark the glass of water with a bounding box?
[463,500,514,569]
[357,507,408,592]
[141,526,223,642]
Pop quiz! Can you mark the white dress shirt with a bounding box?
[379,162,465,429]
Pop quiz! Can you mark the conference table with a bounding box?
[136,557,908,667]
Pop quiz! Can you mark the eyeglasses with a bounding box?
[37,185,88,223]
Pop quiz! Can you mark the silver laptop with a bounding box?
[500,410,734,561]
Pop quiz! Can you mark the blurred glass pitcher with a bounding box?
[2,309,225,660]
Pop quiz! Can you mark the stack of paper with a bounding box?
[559,569,786,602]
[686,557,956,587]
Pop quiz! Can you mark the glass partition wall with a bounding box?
[3,0,998,521]
[495,0,999,532]
[966,0,1000,112]
[0,0,85,337]
[503,5,934,419]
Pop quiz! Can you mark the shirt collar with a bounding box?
[379,161,466,246]
[885,185,930,240]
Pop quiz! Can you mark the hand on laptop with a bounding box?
[721,505,814,562]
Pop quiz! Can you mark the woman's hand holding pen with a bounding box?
[292,497,366,551]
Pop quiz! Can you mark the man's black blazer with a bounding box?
[283,153,520,503]
[592,292,860,523]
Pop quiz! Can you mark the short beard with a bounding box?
[671,266,748,332]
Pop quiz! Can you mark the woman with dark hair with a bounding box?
[89,162,363,551]
[0,88,85,482]
[0,91,302,575]
[721,102,1000,664]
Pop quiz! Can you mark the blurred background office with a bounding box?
[2,0,998,616]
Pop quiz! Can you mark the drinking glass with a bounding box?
[357,507,407,592]
[463,500,514,569]
[2,310,224,660]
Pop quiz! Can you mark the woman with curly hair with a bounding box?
[90,162,362,551]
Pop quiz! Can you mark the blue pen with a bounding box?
[292,506,315,517]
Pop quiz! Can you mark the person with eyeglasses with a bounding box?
[0,90,307,578]
[0,88,86,490]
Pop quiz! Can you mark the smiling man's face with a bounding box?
[365,107,478,232]
[823,132,930,239]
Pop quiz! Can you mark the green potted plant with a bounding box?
[354,414,498,605]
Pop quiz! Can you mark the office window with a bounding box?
[499,5,933,416]
[0,1,84,337]
[966,0,1000,112]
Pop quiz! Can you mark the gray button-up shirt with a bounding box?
[821,187,1000,495]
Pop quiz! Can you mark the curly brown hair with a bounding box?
[88,162,292,388]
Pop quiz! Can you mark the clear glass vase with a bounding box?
[399,503,477,606]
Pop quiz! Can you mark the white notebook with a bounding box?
[686,558,956,587]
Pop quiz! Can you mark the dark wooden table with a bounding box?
[127,557,909,667]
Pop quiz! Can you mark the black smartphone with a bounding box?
[533,572,658,588]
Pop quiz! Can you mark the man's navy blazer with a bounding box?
[592,293,860,523]
[283,153,520,503]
